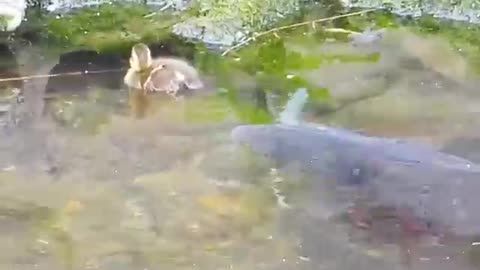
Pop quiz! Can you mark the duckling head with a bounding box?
[124,43,154,90]
[129,43,153,72]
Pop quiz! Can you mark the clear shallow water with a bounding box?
[2,20,480,270]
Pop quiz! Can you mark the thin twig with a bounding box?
[221,8,376,56]
[144,2,173,18]
[0,68,126,83]
[323,27,360,35]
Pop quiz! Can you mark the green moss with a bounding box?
[230,37,323,80]
[45,3,182,52]
[222,87,275,124]
[39,0,301,51]
[193,0,301,30]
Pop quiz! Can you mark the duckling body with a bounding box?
[124,43,204,96]
[145,57,204,94]
[123,43,204,118]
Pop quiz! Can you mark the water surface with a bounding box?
[1,8,480,270]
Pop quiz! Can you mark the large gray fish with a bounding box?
[231,88,480,238]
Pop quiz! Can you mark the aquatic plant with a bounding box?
[45,3,180,51]
[36,0,306,50]
[194,0,301,29]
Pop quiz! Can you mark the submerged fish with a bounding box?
[231,89,480,241]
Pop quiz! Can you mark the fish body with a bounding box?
[232,122,480,237]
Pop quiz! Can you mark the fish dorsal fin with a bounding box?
[278,87,309,125]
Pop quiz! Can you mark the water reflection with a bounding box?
[44,50,125,94]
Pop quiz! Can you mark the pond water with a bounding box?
[2,5,480,270]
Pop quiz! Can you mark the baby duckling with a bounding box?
[123,42,204,96]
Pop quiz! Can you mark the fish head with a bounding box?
[231,124,282,160]
[231,124,319,169]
